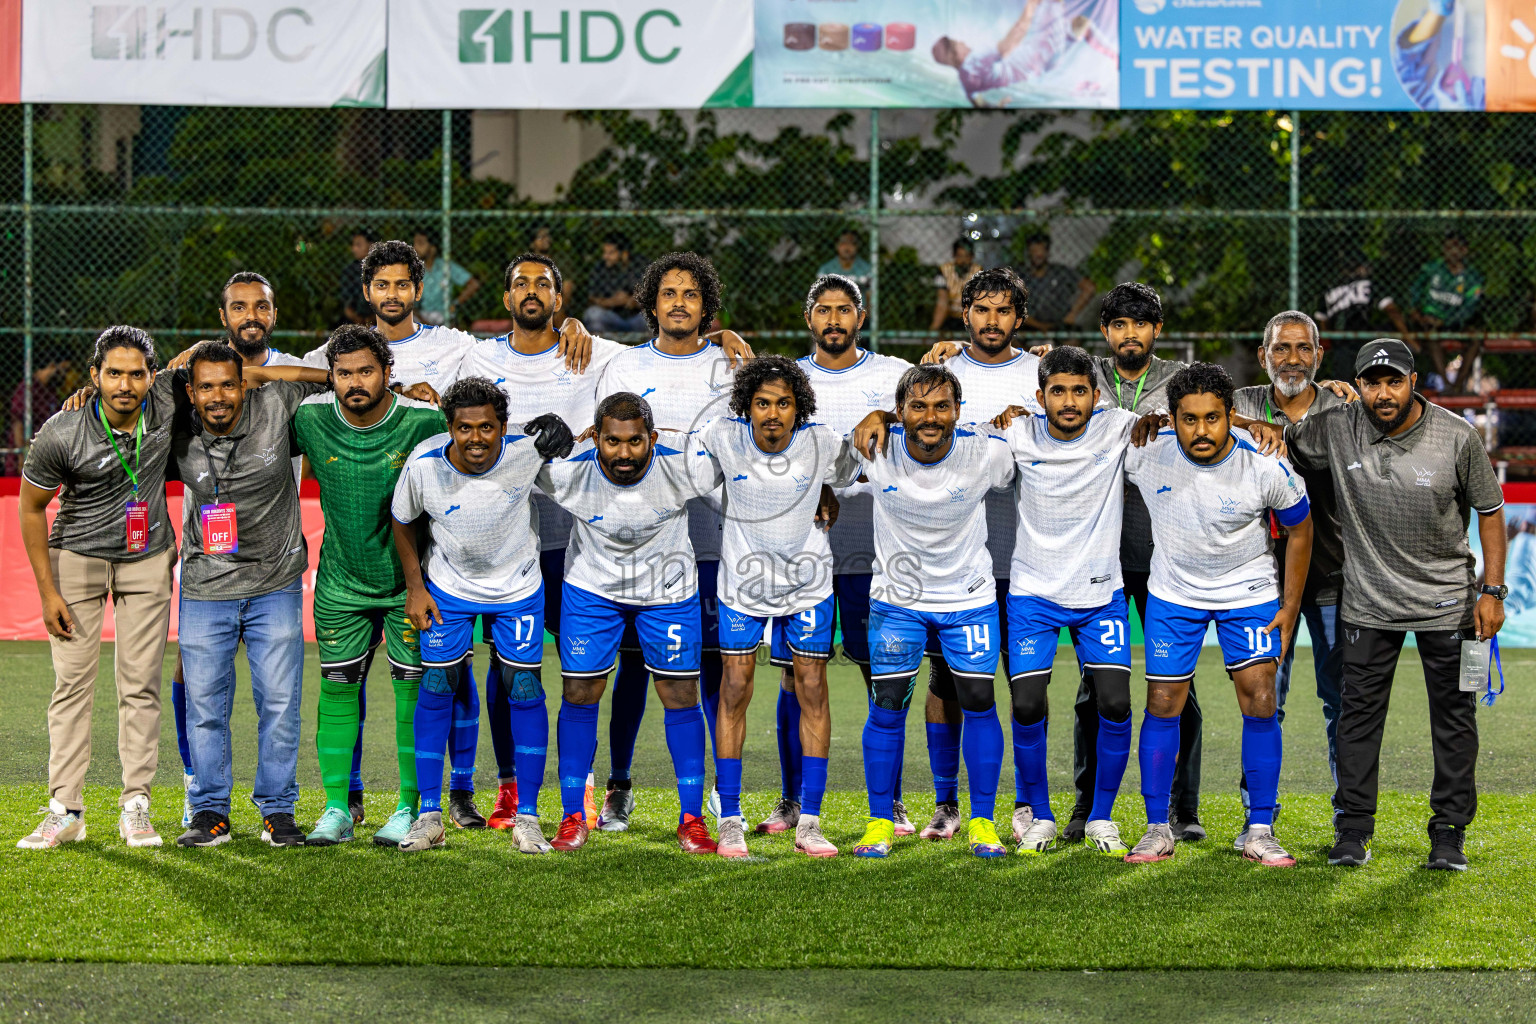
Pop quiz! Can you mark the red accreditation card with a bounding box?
[200,503,239,555]
[125,501,149,553]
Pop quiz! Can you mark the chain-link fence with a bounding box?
[6,104,1536,473]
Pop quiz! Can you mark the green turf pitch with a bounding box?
[0,640,1533,976]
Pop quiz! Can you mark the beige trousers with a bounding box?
[45,545,175,810]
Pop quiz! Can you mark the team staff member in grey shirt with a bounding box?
[1232,311,1350,845]
[16,328,178,851]
[172,341,330,848]
[1286,338,1507,872]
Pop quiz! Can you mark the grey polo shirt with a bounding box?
[1095,355,1182,575]
[1234,383,1346,606]
[1024,263,1083,324]
[22,373,178,563]
[1285,395,1504,631]
[174,377,327,601]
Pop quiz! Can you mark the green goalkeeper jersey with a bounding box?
[292,393,446,603]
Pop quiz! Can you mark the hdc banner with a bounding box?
[20,0,386,107]
[1121,0,1488,111]
[753,0,1120,108]
[387,0,754,109]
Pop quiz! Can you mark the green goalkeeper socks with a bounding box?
[392,676,421,812]
[316,677,362,814]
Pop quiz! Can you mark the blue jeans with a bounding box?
[179,578,305,817]
[1243,600,1343,812]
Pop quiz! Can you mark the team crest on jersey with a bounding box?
[1093,448,1111,466]
[946,486,967,503]
[551,367,575,385]
[257,444,280,466]
[1150,639,1173,657]
[879,632,907,655]
[502,487,523,503]
[418,359,440,377]
[567,636,590,656]
[1015,637,1037,657]
[387,449,409,469]
[861,389,883,407]
[653,507,678,522]
[793,473,812,492]
[1217,495,1239,515]
[1412,466,1436,487]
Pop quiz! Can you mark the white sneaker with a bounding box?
[1125,823,1176,864]
[1232,822,1251,850]
[18,800,85,850]
[716,816,749,859]
[891,800,915,837]
[1011,804,1035,844]
[706,785,723,823]
[118,795,162,848]
[1015,817,1058,855]
[919,803,961,840]
[181,771,194,828]
[794,814,838,858]
[512,814,551,855]
[398,811,446,853]
[1084,819,1128,856]
[1242,825,1297,867]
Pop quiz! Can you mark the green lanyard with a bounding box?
[1264,394,1275,424]
[98,400,144,494]
[1114,371,1147,411]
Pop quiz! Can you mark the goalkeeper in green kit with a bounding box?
[292,324,448,846]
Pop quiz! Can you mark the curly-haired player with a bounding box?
[696,355,859,857]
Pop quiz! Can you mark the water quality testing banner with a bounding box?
[20,0,387,107]
[754,0,1120,108]
[1122,0,1499,111]
[388,0,754,109]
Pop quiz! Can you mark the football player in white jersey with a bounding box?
[850,364,1017,861]
[1122,364,1312,867]
[391,377,574,855]
[591,253,736,831]
[537,392,722,854]
[990,347,1144,856]
[700,356,857,858]
[790,275,916,836]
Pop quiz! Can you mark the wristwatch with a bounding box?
[1480,584,1509,600]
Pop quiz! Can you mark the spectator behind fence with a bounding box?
[412,229,481,326]
[1387,232,1486,388]
[1018,232,1094,332]
[7,348,72,476]
[339,229,375,326]
[817,230,873,293]
[582,234,648,335]
[930,237,980,336]
[1316,251,1397,380]
[529,223,575,328]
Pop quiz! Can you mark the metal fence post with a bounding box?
[868,108,880,352]
[441,108,453,325]
[22,102,33,449]
[1288,108,1300,311]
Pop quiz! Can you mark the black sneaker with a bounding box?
[1427,824,1468,871]
[1171,815,1206,842]
[448,789,486,829]
[176,811,231,847]
[348,789,366,825]
[1328,828,1372,866]
[261,812,306,847]
[1061,817,1088,844]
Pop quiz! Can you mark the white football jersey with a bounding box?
[945,347,1043,579]
[1125,430,1310,610]
[305,321,476,388]
[698,417,861,618]
[796,348,912,575]
[596,341,735,560]
[1002,408,1139,608]
[391,432,547,605]
[449,333,628,552]
[858,427,1016,612]
[536,430,722,606]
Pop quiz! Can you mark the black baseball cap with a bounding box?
[1355,339,1415,378]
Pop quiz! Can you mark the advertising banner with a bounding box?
[20,0,387,107]
[1486,0,1536,109]
[753,0,1120,108]
[0,0,19,104]
[387,0,754,109]
[1121,0,1487,111]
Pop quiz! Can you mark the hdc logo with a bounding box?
[91,5,317,62]
[458,8,682,64]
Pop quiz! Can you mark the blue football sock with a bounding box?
[716,756,742,820]
[1242,712,1283,827]
[172,675,192,771]
[485,658,517,780]
[863,702,908,821]
[893,731,906,805]
[413,677,455,814]
[701,653,723,761]
[1012,717,1053,821]
[663,705,707,823]
[800,755,829,817]
[349,680,366,792]
[1091,714,1132,822]
[607,651,649,781]
[776,688,803,802]
[448,659,480,792]
[1138,711,1181,825]
[558,700,600,818]
[962,706,1004,823]
[509,697,547,817]
[926,721,960,805]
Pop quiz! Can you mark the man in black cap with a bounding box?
[1284,338,1507,872]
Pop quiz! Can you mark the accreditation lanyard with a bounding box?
[1264,395,1283,539]
[99,401,149,553]
[198,435,241,556]
[1113,371,1147,412]
[1483,637,1505,707]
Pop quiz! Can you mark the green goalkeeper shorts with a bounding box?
[313,586,420,669]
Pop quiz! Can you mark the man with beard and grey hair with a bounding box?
[1232,310,1353,848]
